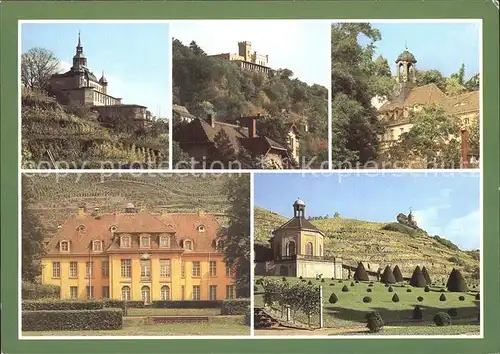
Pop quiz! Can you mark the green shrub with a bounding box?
[439,293,447,301]
[254,285,258,292]
[392,265,404,283]
[434,312,452,326]
[446,268,469,292]
[152,300,222,309]
[338,280,343,283]
[329,283,335,286]
[406,288,412,292]
[355,280,359,283]
[244,311,251,326]
[22,300,104,311]
[424,286,430,292]
[381,265,396,284]
[342,285,349,292]
[221,299,250,315]
[363,296,372,303]
[367,288,372,293]
[447,308,458,317]
[417,296,424,302]
[422,266,432,284]
[301,279,307,282]
[299,276,303,280]
[353,262,369,281]
[331,277,335,280]
[22,281,60,300]
[458,295,465,301]
[366,312,384,333]
[350,282,355,287]
[412,305,423,320]
[440,289,446,292]
[282,277,287,282]
[308,280,313,285]
[388,286,394,293]
[409,266,427,288]
[432,236,459,251]
[475,293,480,300]
[384,283,389,287]
[368,283,373,287]
[256,278,263,285]
[382,222,417,236]
[22,309,123,331]
[321,278,325,282]
[392,293,399,303]
[329,293,338,304]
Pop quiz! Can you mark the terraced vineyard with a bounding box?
[254,207,479,282]
[24,174,232,235]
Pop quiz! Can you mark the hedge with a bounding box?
[22,309,123,331]
[22,300,104,311]
[22,281,60,300]
[152,300,223,309]
[221,299,250,315]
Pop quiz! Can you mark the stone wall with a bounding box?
[296,259,343,279]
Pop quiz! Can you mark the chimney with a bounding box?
[460,128,469,169]
[207,114,215,128]
[161,207,168,216]
[244,114,259,138]
[77,204,86,216]
[198,209,205,217]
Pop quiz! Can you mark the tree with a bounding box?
[381,265,396,284]
[451,63,466,85]
[21,47,60,91]
[410,266,427,287]
[464,73,480,92]
[416,69,446,91]
[445,76,466,96]
[331,23,389,167]
[172,141,191,169]
[381,105,462,168]
[22,176,45,281]
[218,175,251,297]
[213,129,238,168]
[421,266,432,284]
[353,262,369,281]
[392,265,404,282]
[446,268,469,292]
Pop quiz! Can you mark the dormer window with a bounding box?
[197,225,205,233]
[60,241,69,252]
[160,235,170,248]
[184,240,193,251]
[120,235,131,248]
[140,235,151,248]
[77,225,85,232]
[93,240,102,252]
[110,225,118,233]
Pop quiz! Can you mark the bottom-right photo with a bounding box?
[253,172,481,337]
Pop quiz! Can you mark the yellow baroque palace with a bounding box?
[40,203,236,302]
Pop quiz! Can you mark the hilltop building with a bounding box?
[377,48,480,165]
[254,199,343,278]
[49,32,153,127]
[40,203,235,302]
[209,41,272,75]
[173,111,300,169]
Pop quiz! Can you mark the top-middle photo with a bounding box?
[171,20,330,170]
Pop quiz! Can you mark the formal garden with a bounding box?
[22,282,250,336]
[254,263,480,335]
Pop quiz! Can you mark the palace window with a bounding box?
[69,262,78,278]
[181,285,185,300]
[60,241,69,252]
[159,235,170,248]
[305,242,313,257]
[160,259,171,277]
[101,261,109,278]
[52,262,61,278]
[160,285,170,301]
[181,261,185,278]
[140,235,151,248]
[226,285,235,300]
[86,286,94,299]
[93,240,102,252]
[209,261,217,276]
[102,286,110,299]
[140,260,151,279]
[192,285,201,301]
[184,240,193,251]
[141,286,151,304]
[120,235,131,248]
[86,262,94,278]
[69,286,78,299]
[121,259,131,278]
[209,285,217,300]
[121,286,131,301]
[192,261,201,277]
[197,225,205,232]
[286,241,296,257]
[226,265,233,277]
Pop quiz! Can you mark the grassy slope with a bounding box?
[254,207,479,281]
[24,174,230,236]
[254,276,479,331]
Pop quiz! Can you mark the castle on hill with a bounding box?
[209,41,272,75]
[49,32,153,127]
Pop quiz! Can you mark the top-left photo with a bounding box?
[20,21,170,170]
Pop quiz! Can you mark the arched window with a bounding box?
[306,242,313,257]
[60,241,69,252]
[287,241,296,257]
[184,240,193,251]
[141,286,151,304]
[121,286,131,301]
[160,235,170,247]
[120,235,131,248]
[93,240,102,252]
[160,285,170,301]
[140,235,151,248]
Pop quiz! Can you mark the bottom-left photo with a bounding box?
[20,172,251,337]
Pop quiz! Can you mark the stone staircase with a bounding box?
[254,307,280,329]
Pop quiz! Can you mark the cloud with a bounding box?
[57,60,71,73]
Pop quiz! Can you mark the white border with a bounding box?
[18,18,483,340]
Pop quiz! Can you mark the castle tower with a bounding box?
[72,31,87,71]
[238,41,252,62]
[393,47,417,100]
[293,198,306,218]
[99,71,108,94]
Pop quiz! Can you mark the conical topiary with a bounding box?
[421,266,432,284]
[409,266,427,288]
[381,265,396,284]
[342,285,349,292]
[353,262,370,282]
[388,286,394,292]
[329,293,338,304]
[412,305,423,320]
[446,268,469,292]
[392,293,400,302]
[392,265,404,283]
[439,293,447,301]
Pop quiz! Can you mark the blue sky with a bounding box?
[21,22,170,118]
[171,21,330,87]
[254,172,481,250]
[355,21,481,80]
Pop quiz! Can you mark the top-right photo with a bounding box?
[331,21,481,170]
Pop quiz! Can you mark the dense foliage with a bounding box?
[221,299,251,315]
[410,266,427,288]
[22,309,123,331]
[21,281,59,300]
[421,266,432,284]
[366,311,384,333]
[446,268,469,292]
[434,312,452,326]
[392,265,404,282]
[381,265,396,284]
[353,262,370,281]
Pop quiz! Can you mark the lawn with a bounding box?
[255,276,480,333]
[23,316,250,336]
